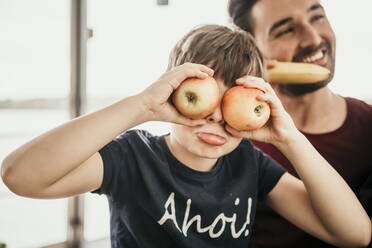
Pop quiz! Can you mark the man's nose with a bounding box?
[299,22,322,49]
[206,106,224,125]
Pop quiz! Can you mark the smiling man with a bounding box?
[228,0,372,247]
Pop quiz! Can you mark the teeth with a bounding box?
[302,51,323,63]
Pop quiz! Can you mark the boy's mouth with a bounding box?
[196,132,227,146]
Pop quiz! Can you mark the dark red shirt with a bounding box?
[250,97,372,248]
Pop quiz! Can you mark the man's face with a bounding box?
[251,0,336,96]
[169,79,242,161]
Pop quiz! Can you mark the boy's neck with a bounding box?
[165,135,218,172]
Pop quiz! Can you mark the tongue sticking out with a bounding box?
[197,133,226,146]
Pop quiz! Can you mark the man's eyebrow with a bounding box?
[269,17,292,34]
[269,4,324,34]
[308,3,324,12]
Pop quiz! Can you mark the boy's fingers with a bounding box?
[256,93,273,104]
[170,64,214,89]
[178,63,214,77]
[225,125,239,136]
[236,76,274,94]
[269,82,279,91]
[225,124,268,142]
[197,64,214,77]
[234,75,283,111]
[195,71,210,79]
[225,125,252,139]
[257,93,284,111]
[238,77,267,90]
[236,75,265,84]
[174,116,207,127]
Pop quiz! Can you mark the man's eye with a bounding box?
[275,27,294,38]
[311,15,324,22]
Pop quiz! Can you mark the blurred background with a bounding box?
[0,0,371,247]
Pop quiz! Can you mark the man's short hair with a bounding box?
[228,0,260,35]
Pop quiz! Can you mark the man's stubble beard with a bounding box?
[277,41,336,97]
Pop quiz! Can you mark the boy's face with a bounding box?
[169,79,242,162]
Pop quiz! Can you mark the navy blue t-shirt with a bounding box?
[92,129,285,247]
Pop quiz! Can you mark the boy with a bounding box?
[1,24,370,247]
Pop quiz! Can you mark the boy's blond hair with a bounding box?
[167,24,265,87]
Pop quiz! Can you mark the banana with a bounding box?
[267,62,330,84]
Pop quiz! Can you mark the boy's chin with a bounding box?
[192,143,237,159]
[196,151,222,160]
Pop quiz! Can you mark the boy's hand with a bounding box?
[225,76,300,145]
[139,63,214,126]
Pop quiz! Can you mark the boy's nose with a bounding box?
[206,107,224,125]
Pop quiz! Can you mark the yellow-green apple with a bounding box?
[222,86,270,131]
[172,77,220,119]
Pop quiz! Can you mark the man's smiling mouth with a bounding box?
[301,49,326,63]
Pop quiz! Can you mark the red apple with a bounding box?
[222,86,270,131]
[172,76,220,119]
